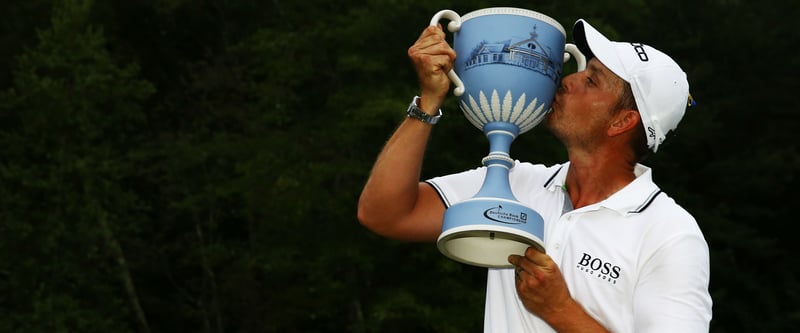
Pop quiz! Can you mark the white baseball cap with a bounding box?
[573,19,693,152]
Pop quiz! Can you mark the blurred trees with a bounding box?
[0,0,796,332]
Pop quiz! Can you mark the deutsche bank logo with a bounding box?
[483,205,528,224]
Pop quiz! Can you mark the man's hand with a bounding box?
[407,25,456,113]
[509,247,609,332]
[509,247,574,319]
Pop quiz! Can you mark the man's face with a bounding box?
[545,58,626,149]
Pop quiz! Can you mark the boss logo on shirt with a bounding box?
[577,252,621,284]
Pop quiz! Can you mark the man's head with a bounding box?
[572,19,691,153]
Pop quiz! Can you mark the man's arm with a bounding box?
[356,119,445,242]
[356,25,456,242]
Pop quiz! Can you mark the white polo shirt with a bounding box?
[427,162,712,333]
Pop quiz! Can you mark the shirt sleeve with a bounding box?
[633,208,713,332]
[426,167,487,208]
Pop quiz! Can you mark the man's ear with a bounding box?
[608,110,640,137]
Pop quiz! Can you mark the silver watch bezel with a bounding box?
[406,96,442,124]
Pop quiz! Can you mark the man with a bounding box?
[357,18,712,332]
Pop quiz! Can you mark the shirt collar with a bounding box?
[544,162,662,215]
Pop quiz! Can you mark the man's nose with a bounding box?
[558,73,577,93]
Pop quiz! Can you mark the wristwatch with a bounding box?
[406,96,442,125]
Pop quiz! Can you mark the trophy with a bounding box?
[431,8,586,267]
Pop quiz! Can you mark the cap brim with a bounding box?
[573,19,627,82]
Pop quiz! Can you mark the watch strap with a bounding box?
[406,96,442,125]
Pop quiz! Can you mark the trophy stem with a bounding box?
[476,122,520,200]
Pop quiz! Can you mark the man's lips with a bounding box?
[551,97,560,112]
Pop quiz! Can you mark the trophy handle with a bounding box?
[429,10,465,96]
[563,43,587,72]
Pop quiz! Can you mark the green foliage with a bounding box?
[0,0,153,332]
[0,0,796,332]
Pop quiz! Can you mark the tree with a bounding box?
[0,0,154,331]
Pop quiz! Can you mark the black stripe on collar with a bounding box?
[628,190,662,214]
[543,165,564,188]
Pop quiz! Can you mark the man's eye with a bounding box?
[586,77,595,85]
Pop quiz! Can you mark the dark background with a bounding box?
[0,0,797,332]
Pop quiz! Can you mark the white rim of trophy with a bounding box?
[461,7,566,38]
[437,224,545,268]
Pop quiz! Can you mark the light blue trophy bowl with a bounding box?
[431,8,585,268]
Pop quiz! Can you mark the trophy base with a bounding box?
[437,224,544,268]
[437,196,545,268]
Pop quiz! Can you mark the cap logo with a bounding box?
[687,93,697,107]
[647,126,656,140]
[630,43,649,62]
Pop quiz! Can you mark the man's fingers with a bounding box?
[419,24,445,40]
[511,248,556,280]
[509,254,535,277]
[409,26,456,60]
[409,42,455,63]
[411,26,444,49]
[524,247,552,265]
